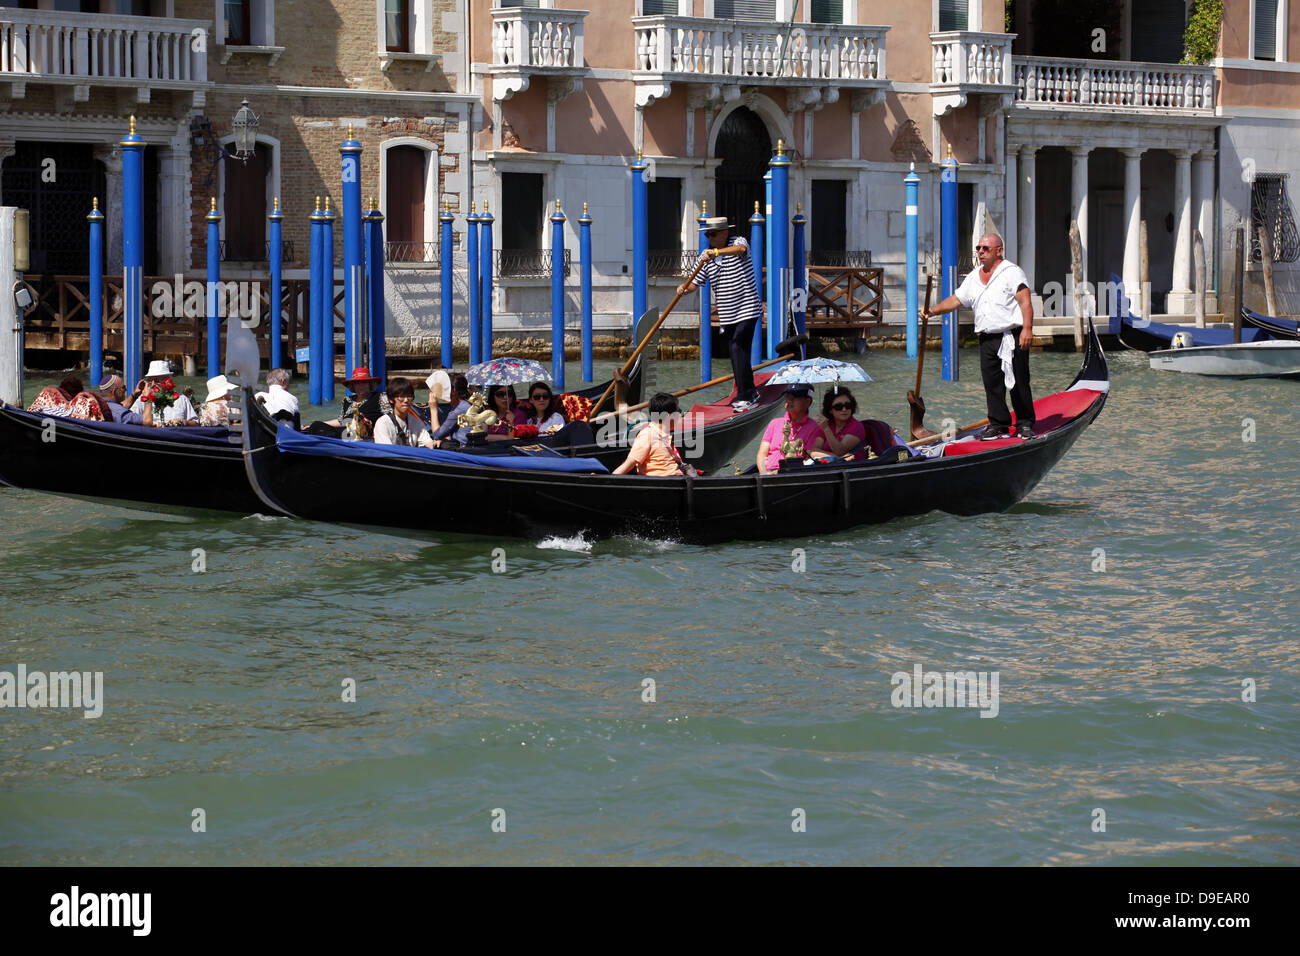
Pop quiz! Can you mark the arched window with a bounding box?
[713,107,772,229]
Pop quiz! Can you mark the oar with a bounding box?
[589,255,710,418]
[907,275,936,441]
[907,416,989,448]
[593,333,809,420]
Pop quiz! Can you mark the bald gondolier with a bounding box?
[923,233,1036,440]
[678,216,761,410]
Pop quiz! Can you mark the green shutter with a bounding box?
[939,0,969,31]
[714,0,778,21]
[642,0,679,13]
[1255,0,1278,60]
[810,0,843,24]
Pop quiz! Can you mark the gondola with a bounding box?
[241,321,1110,545]
[1242,307,1300,340]
[1107,274,1279,351]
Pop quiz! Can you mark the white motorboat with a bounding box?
[1149,336,1300,378]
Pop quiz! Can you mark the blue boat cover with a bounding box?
[14,407,237,448]
[1245,308,1300,336]
[1123,317,1271,346]
[275,423,610,474]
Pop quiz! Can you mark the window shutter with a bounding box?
[641,0,678,14]
[810,0,843,24]
[939,0,969,31]
[1130,0,1186,64]
[714,0,778,21]
[497,0,542,8]
[1255,0,1278,60]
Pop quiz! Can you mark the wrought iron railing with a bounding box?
[807,250,872,268]
[1250,174,1300,264]
[649,250,696,277]
[218,240,295,263]
[496,248,571,279]
[385,241,440,264]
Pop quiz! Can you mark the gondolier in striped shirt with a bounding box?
[678,216,761,410]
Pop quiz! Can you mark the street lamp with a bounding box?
[230,99,260,162]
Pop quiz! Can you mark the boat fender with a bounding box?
[1171,331,1194,349]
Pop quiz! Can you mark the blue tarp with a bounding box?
[17,407,237,448]
[275,424,609,474]
[1245,308,1299,336]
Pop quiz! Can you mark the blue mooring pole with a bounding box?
[550,200,566,392]
[321,198,336,403]
[762,170,773,362]
[268,197,283,370]
[940,150,960,382]
[340,127,364,383]
[769,142,790,360]
[439,201,454,369]
[480,203,494,362]
[120,116,144,390]
[205,198,221,378]
[579,202,593,383]
[365,199,386,384]
[905,164,919,361]
[631,151,648,326]
[697,201,712,383]
[792,203,807,347]
[87,198,104,387]
[308,198,324,406]
[467,203,480,368]
[749,201,765,369]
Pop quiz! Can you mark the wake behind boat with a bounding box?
[240,323,1110,545]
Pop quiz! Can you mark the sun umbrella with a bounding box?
[465,357,551,387]
[765,358,871,385]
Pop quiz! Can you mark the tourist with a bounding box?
[199,375,235,426]
[612,393,689,476]
[522,381,566,434]
[678,216,761,411]
[256,368,300,428]
[813,387,866,459]
[414,369,450,429]
[430,373,472,447]
[484,384,524,441]
[373,377,434,448]
[756,385,824,474]
[922,232,1036,440]
[97,374,153,426]
[131,360,198,425]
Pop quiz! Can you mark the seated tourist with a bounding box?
[316,367,388,439]
[199,375,236,426]
[430,373,472,447]
[97,374,153,426]
[812,387,867,459]
[256,368,301,428]
[523,381,566,434]
[756,385,826,474]
[373,377,434,448]
[130,360,198,425]
[27,375,87,417]
[612,392,689,476]
[484,384,525,441]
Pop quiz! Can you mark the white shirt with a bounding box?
[257,384,300,418]
[131,393,197,425]
[955,260,1031,335]
[373,411,434,448]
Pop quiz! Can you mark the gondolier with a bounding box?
[678,216,761,411]
[923,234,1036,440]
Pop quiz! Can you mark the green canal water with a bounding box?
[1,347,1297,865]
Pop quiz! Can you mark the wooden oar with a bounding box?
[594,333,810,420]
[907,275,936,441]
[907,416,989,448]
[589,255,710,418]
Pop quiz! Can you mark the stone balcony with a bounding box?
[0,8,209,109]
[632,16,889,112]
[930,31,1015,115]
[1013,55,1215,114]
[489,6,588,104]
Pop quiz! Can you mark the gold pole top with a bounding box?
[583,201,588,215]
[92,197,99,211]
[637,148,643,162]
[314,196,321,212]
[482,201,489,214]
[555,198,562,212]
[797,202,803,213]
[324,196,332,212]
[702,200,708,214]
[129,115,136,134]
[754,200,760,213]
[947,143,953,159]
[777,139,785,156]
[210,197,216,212]
[347,123,355,139]
[273,197,280,212]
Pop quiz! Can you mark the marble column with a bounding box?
[1070,145,1091,306]
[1121,147,1144,313]
[93,144,125,274]
[1167,149,1194,313]
[1193,148,1217,309]
[1004,144,1019,262]
[1017,145,1037,289]
[157,127,190,276]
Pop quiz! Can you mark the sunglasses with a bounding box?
[831,402,853,411]
[975,244,999,252]
[530,393,550,401]
[492,391,508,398]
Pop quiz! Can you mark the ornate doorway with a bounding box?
[713,107,772,231]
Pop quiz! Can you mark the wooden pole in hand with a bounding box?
[589,255,710,418]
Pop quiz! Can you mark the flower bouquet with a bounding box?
[142,377,178,415]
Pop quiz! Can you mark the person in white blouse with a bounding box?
[523,381,566,434]
[922,233,1036,440]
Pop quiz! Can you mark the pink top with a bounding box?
[819,417,867,456]
[761,414,824,472]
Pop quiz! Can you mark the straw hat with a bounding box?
[702,216,734,233]
[204,375,234,403]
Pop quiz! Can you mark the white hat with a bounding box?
[702,216,734,232]
[145,360,172,379]
[425,369,451,402]
[204,374,234,403]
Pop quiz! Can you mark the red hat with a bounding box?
[345,367,380,384]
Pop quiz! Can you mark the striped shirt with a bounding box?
[690,234,762,326]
